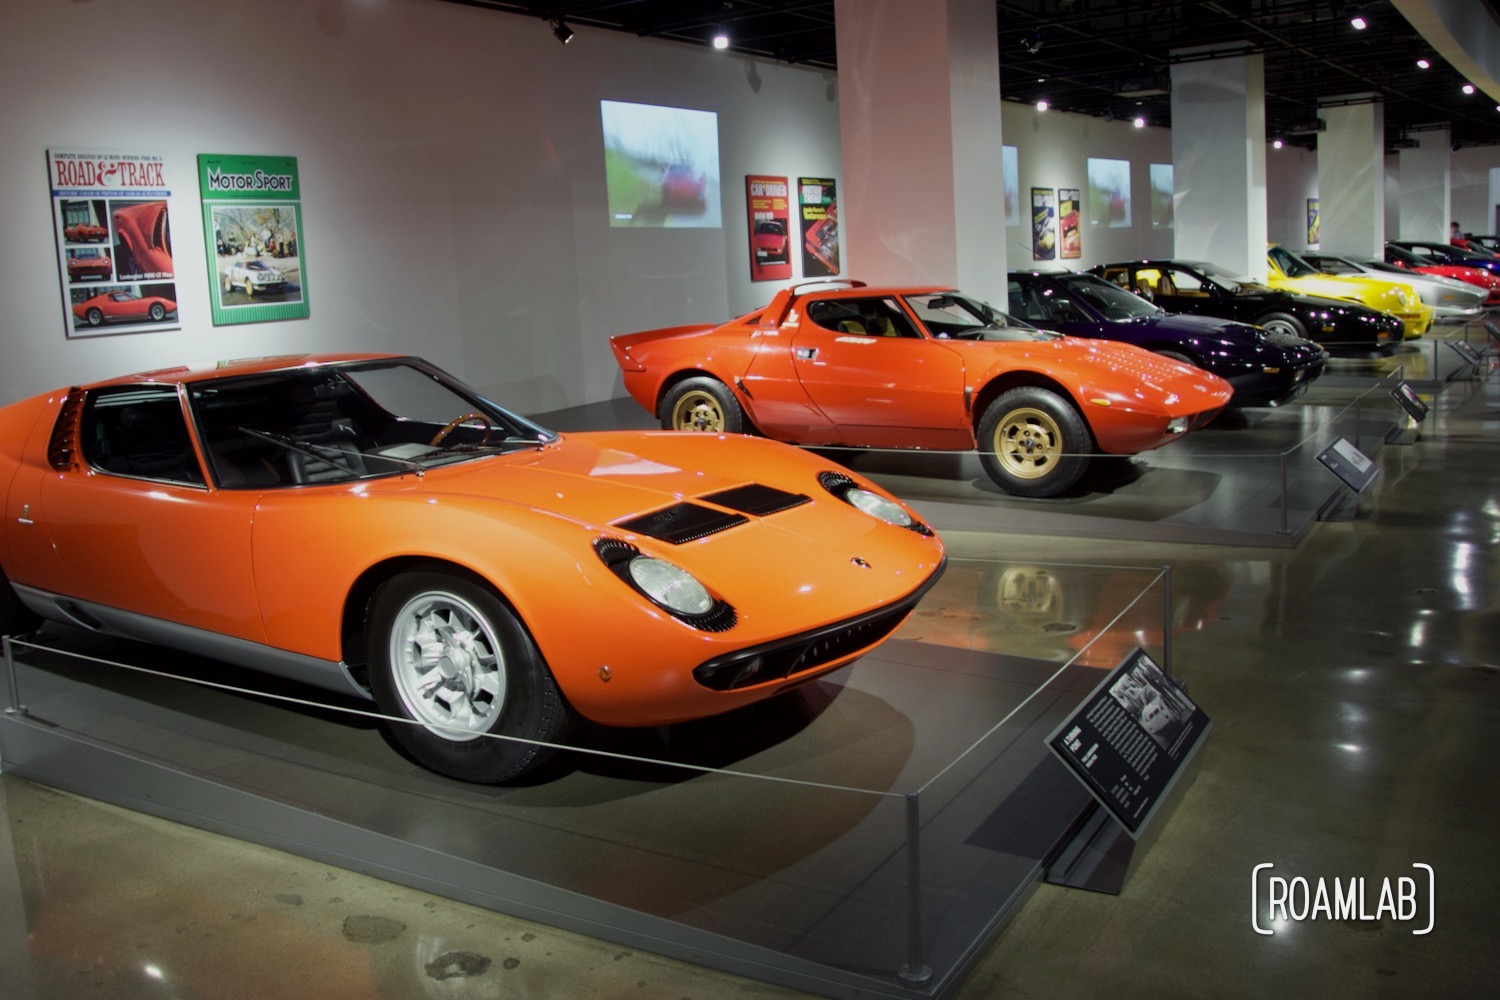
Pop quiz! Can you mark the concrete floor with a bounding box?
[2,369,1498,998]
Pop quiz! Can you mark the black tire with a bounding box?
[1155,349,1197,366]
[366,570,574,783]
[0,564,41,638]
[660,376,744,433]
[149,303,165,321]
[976,386,1093,498]
[86,308,103,326]
[1256,311,1306,339]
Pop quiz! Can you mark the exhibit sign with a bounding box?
[199,153,310,326]
[1316,436,1378,493]
[1031,188,1056,261]
[1059,188,1081,259]
[48,147,180,338]
[745,175,792,282]
[1306,198,1321,245]
[1447,339,1483,368]
[798,177,839,277]
[1047,648,1210,837]
[1390,382,1429,423]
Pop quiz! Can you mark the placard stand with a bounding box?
[1042,648,1212,895]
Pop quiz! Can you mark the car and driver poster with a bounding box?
[199,153,310,326]
[47,148,181,338]
[798,177,840,277]
[745,175,793,282]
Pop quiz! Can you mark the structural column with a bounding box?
[1170,52,1268,279]
[834,0,1006,304]
[1316,102,1385,256]
[1397,128,1451,242]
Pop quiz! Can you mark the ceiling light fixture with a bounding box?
[1463,83,1476,95]
[1273,139,1284,149]
[1036,99,1049,112]
[1022,31,1044,56]
[1133,116,1146,128]
[550,19,574,44]
[1416,57,1430,69]
[1350,14,1368,30]
[712,31,729,50]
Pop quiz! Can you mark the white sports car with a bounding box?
[223,259,288,296]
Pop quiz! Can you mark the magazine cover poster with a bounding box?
[1306,198,1321,246]
[49,148,180,338]
[798,177,840,277]
[1059,188,1081,259]
[1032,187,1056,261]
[745,175,792,281]
[199,153,309,326]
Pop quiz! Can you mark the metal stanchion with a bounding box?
[1278,451,1289,534]
[898,792,931,985]
[1161,565,1173,678]
[2,635,26,717]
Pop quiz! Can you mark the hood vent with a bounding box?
[701,483,810,516]
[614,503,748,544]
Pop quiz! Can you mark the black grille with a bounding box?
[614,502,748,544]
[701,483,810,516]
[692,558,946,691]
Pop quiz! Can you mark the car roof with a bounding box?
[88,353,406,389]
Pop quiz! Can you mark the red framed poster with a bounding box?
[745,175,792,281]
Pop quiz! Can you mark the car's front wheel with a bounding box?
[148,303,166,321]
[1256,312,1306,339]
[86,308,103,326]
[366,570,574,783]
[660,376,744,433]
[976,387,1093,498]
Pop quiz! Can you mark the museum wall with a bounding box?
[1266,144,1320,251]
[1000,103,1175,270]
[0,0,840,412]
[1452,145,1500,234]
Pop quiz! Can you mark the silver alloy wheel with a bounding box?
[387,589,506,741]
[1260,317,1298,337]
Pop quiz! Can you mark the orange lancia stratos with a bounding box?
[0,355,945,782]
[610,281,1234,498]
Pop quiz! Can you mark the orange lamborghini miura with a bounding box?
[0,355,945,782]
[611,281,1234,498]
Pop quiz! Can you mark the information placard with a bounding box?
[1448,340,1483,367]
[1047,648,1210,837]
[1316,436,1378,493]
[1390,382,1428,423]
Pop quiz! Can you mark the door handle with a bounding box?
[17,503,34,526]
[795,347,818,360]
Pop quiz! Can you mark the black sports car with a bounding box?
[1090,259,1404,355]
[1386,240,1500,277]
[1008,270,1327,407]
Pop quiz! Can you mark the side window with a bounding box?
[82,385,204,486]
[1164,268,1208,296]
[1005,282,1054,323]
[1315,259,1358,275]
[805,297,920,338]
[1099,267,1131,288]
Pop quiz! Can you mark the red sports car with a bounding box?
[660,164,706,210]
[72,290,177,327]
[611,281,1233,498]
[112,200,174,277]
[66,250,112,281]
[753,220,789,263]
[1385,243,1500,305]
[63,222,108,243]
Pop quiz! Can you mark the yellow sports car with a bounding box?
[1267,245,1431,338]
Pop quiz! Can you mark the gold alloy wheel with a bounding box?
[992,406,1062,480]
[670,389,725,432]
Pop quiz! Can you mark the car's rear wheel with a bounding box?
[366,570,574,783]
[661,377,744,433]
[1257,312,1306,339]
[977,387,1092,498]
[0,564,41,638]
[86,308,103,326]
[148,303,165,321]
[1155,349,1197,366]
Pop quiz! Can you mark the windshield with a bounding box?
[188,358,556,488]
[1269,245,1319,278]
[1385,245,1425,267]
[1056,274,1158,319]
[1193,262,1266,294]
[904,292,1058,342]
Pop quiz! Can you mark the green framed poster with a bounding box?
[198,153,309,325]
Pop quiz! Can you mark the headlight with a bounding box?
[818,470,933,535]
[1166,416,1191,434]
[628,556,713,615]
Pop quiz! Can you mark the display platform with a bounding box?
[0,590,1137,1000]
[541,367,1423,547]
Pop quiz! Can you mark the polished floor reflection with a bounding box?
[2,365,1499,998]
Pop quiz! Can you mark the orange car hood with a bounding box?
[380,431,817,533]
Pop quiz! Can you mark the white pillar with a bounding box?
[1397,129,1451,242]
[1170,53,1268,279]
[1317,102,1385,256]
[834,0,1006,304]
